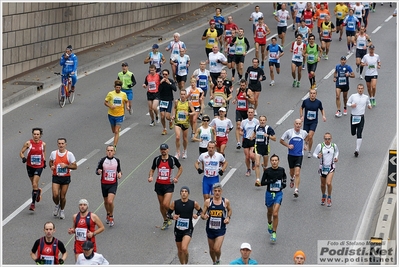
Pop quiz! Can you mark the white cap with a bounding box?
[240,243,252,250]
[219,107,226,112]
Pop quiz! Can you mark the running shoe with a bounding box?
[302,65,305,70]
[109,217,115,227]
[270,232,277,242]
[321,194,327,206]
[182,150,187,159]
[268,223,273,234]
[307,151,312,158]
[339,37,342,41]
[169,120,174,129]
[327,198,332,207]
[150,120,155,127]
[273,10,277,16]
[161,220,169,230]
[162,129,167,135]
[255,179,261,187]
[156,117,160,124]
[168,218,173,226]
[53,205,60,216]
[324,55,328,60]
[290,176,295,188]
[36,188,42,202]
[311,83,317,90]
[198,114,202,121]
[175,152,180,159]
[359,75,363,80]
[236,142,241,149]
[254,110,257,116]
[114,145,117,153]
[214,260,221,265]
[343,108,347,116]
[347,50,351,55]
[270,80,275,86]
[372,98,376,106]
[59,210,65,219]
[245,169,251,177]
[356,65,359,73]
[292,80,297,87]
[293,188,299,198]
[129,108,132,115]
[191,133,195,140]
[29,203,35,211]
[296,81,300,87]
[292,25,295,30]
[252,161,256,170]
[106,214,110,224]
[354,151,359,157]
[335,110,342,117]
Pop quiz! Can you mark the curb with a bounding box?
[2,3,250,110]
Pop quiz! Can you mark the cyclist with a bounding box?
[60,45,78,92]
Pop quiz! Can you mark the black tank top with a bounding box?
[174,199,195,231]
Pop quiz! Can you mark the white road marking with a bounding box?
[104,122,138,144]
[372,26,381,34]
[276,109,294,125]
[323,69,335,80]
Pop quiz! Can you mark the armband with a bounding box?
[196,208,203,216]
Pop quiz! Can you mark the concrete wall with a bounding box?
[2,2,205,80]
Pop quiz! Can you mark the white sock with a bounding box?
[356,138,362,151]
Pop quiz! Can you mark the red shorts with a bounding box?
[216,136,228,147]
[255,38,266,45]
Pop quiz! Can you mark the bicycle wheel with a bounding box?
[68,85,75,104]
[58,85,66,108]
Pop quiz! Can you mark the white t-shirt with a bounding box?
[276,10,290,27]
[208,52,227,73]
[197,151,225,177]
[361,53,380,76]
[353,4,364,18]
[347,93,371,115]
[76,252,109,265]
[250,11,264,25]
[294,2,307,18]
[210,118,233,138]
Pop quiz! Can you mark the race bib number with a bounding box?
[348,21,355,28]
[294,54,301,60]
[148,81,156,91]
[320,14,326,19]
[337,12,342,17]
[225,30,232,37]
[105,170,116,181]
[351,115,361,125]
[205,169,217,176]
[199,79,207,87]
[75,228,87,241]
[113,97,122,106]
[176,218,189,230]
[158,168,170,180]
[368,64,375,69]
[177,111,186,121]
[56,164,67,176]
[216,127,226,136]
[152,59,159,66]
[256,131,265,142]
[159,101,169,109]
[257,31,264,38]
[236,46,243,53]
[41,256,55,265]
[358,42,365,47]
[269,52,277,59]
[355,11,361,16]
[306,110,316,120]
[269,180,281,191]
[201,134,210,141]
[214,96,223,106]
[321,165,331,175]
[209,217,222,229]
[229,47,235,54]
[249,71,258,80]
[208,38,215,44]
[280,19,286,24]
[30,155,41,165]
[210,61,217,67]
[305,19,312,25]
[173,50,179,54]
[308,54,315,61]
[322,30,329,37]
[237,99,247,108]
[338,77,347,85]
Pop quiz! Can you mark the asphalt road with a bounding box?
[2,3,397,265]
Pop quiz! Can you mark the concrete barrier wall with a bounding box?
[2,2,206,80]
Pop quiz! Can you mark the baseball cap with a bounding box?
[79,199,89,206]
[213,182,222,189]
[240,243,252,250]
[160,143,169,150]
[82,240,94,250]
[209,19,215,25]
[152,44,159,49]
[180,186,190,194]
[369,45,375,49]
[294,250,306,261]
[218,107,226,112]
[340,56,347,60]
[121,62,128,66]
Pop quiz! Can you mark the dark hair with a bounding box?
[216,7,222,13]
[32,127,43,135]
[162,69,169,74]
[270,154,279,161]
[57,137,67,143]
[114,80,122,87]
[44,221,55,229]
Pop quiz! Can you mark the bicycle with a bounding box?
[54,72,75,107]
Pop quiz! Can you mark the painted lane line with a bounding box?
[372,26,381,34]
[384,16,393,22]
[104,122,138,144]
[301,92,309,101]
[323,69,335,80]
[276,109,294,125]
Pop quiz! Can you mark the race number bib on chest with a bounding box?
[31,155,41,165]
[176,218,189,230]
[56,164,67,176]
[75,228,87,241]
[352,115,361,124]
[105,170,116,181]
[209,217,222,229]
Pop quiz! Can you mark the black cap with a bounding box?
[121,62,128,66]
[340,56,347,60]
[66,45,73,51]
[82,240,94,250]
[160,143,169,150]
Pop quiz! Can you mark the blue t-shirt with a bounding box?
[230,257,258,265]
[267,44,284,63]
[214,15,225,30]
[301,98,323,124]
[281,128,308,156]
[335,64,353,87]
[343,15,358,31]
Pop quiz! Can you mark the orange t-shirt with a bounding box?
[314,9,331,27]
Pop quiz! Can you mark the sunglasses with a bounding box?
[324,138,331,140]
[162,73,168,75]
[203,120,210,122]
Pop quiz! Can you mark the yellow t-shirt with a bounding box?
[205,28,219,49]
[334,4,348,19]
[105,90,128,117]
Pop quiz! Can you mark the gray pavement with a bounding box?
[2,2,245,108]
